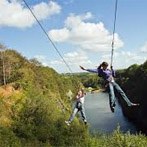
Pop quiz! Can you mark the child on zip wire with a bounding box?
[65,88,87,126]
[80,62,139,112]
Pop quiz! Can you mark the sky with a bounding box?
[0,0,147,73]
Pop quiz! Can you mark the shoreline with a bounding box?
[92,89,105,93]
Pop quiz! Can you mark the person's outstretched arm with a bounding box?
[79,66,98,73]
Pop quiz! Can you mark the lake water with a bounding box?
[84,92,137,134]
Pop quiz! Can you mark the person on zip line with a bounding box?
[65,88,87,126]
[80,62,139,112]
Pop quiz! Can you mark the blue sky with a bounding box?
[0,0,147,73]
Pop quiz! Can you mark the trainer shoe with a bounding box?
[65,121,71,126]
[130,103,140,107]
[83,120,87,125]
[110,103,115,113]
[110,106,115,113]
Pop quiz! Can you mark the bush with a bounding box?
[11,89,90,146]
[0,127,21,147]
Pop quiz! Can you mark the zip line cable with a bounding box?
[22,0,73,73]
[111,0,118,67]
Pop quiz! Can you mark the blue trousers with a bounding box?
[69,102,87,122]
[108,82,132,106]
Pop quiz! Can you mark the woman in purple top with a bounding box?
[80,62,139,112]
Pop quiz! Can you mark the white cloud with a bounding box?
[100,51,146,69]
[50,51,92,66]
[0,0,61,28]
[34,49,147,73]
[140,42,147,53]
[49,12,123,52]
[34,51,92,72]
[49,51,92,72]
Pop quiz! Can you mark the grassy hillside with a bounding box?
[0,48,147,146]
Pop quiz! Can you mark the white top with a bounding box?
[76,90,85,104]
[78,96,85,104]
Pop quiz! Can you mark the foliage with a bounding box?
[116,62,147,134]
[88,127,147,147]
[0,48,146,146]
[0,127,21,147]
[70,72,104,90]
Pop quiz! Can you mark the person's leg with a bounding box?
[68,106,79,122]
[80,104,87,124]
[113,82,132,106]
[108,83,116,107]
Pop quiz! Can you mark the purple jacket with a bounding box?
[86,68,116,82]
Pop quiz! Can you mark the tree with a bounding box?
[0,43,7,85]
[29,58,42,66]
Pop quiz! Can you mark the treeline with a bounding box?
[116,62,147,134]
[66,72,104,90]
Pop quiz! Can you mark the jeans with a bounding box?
[108,82,132,106]
[69,102,87,122]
